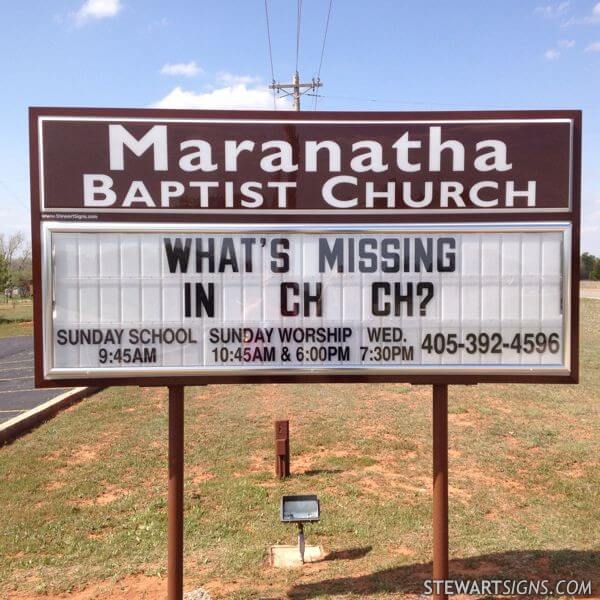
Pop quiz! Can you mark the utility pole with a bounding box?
[269,69,320,482]
[270,72,322,111]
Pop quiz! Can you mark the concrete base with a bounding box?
[269,544,324,568]
[184,589,212,600]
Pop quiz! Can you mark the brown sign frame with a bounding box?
[29,107,581,387]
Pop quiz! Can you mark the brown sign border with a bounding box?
[29,107,581,387]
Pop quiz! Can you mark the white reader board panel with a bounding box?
[43,224,571,379]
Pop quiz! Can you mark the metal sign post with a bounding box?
[168,386,184,600]
[432,384,449,600]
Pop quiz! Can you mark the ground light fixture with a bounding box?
[280,494,321,563]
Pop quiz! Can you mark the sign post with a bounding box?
[29,108,580,597]
[168,386,184,599]
[433,384,449,600]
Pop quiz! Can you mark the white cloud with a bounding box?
[585,41,600,52]
[544,39,575,59]
[535,2,571,18]
[215,72,262,86]
[160,61,203,78]
[564,2,600,24]
[152,77,292,110]
[74,0,122,25]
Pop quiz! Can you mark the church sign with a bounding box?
[29,108,580,386]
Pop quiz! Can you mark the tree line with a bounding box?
[0,232,32,297]
[580,252,600,280]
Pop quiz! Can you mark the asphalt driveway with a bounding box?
[0,336,67,425]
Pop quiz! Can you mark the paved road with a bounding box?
[581,289,600,300]
[0,337,67,425]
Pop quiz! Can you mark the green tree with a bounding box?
[0,232,30,295]
[581,252,596,280]
[0,253,10,292]
[591,260,600,281]
[12,263,32,296]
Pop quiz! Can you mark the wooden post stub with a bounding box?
[275,420,290,478]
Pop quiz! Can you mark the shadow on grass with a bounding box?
[288,550,599,598]
[324,546,372,561]
[302,469,344,476]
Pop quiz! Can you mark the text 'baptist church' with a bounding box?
[82,124,536,210]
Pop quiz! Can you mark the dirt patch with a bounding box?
[359,475,397,499]
[245,384,288,417]
[250,444,357,478]
[95,487,127,506]
[189,465,214,484]
[296,446,356,469]
[8,574,167,599]
[562,462,585,478]
[468,465,526,493]
[72,484,129,507]
[67,432,116,466]
[248,450,272,473]
[71,445,99,464]
[44,480,64,492]
[504,434,521,449]
[201,578,245,598]
[448,412,478,427]
[484,508,499,521]
[389,545,415,557]
[347,460,475,503]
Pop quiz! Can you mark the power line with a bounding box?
[269,0,321,111]
[314,0,333,110]
[295,0,303,73]
[316,94,600,111]
[316,0,333,76]
[318,94,457,107]
[263,0,277,109]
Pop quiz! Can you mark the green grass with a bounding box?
[0,302,599,598]
[0,299,33,337]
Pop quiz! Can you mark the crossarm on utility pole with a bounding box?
[270,71,323,111]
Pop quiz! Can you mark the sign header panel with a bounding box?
[30,108,580,386]
[35,109,574,221]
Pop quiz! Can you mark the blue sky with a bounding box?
[1,0,600,251]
